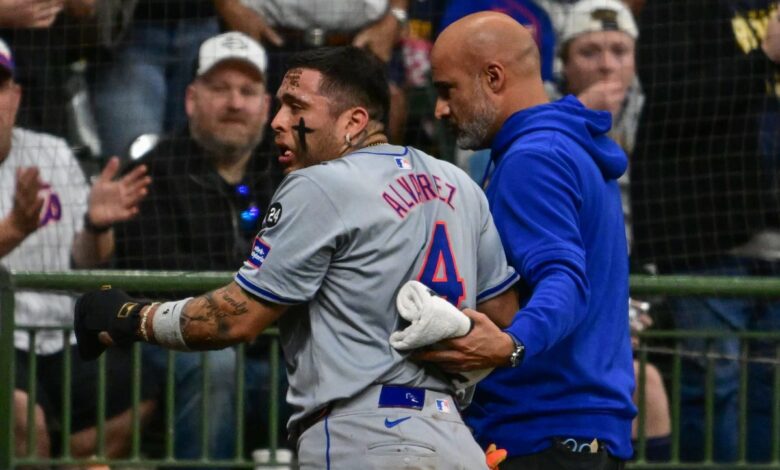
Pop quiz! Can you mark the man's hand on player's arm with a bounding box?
[414,308,515,371]
[413,288,520,371]
[74,281,286,360]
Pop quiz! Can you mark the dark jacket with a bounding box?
[114,131,277,273]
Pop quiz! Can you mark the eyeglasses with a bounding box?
[235,184,262,234]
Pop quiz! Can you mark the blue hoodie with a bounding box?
[465,96,636,459]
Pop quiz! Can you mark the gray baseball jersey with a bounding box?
[235,144,518,431]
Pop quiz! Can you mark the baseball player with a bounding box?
[74,46,519,469]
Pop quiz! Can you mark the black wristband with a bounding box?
[83,213,111,234]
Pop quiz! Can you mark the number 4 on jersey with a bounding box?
[418,222,465,307]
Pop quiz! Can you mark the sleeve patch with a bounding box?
[246,237,271,268]
[263,202,283,228]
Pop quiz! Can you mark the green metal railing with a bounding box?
[0,270,287,469]
[3,271,780,468]
[630,331,780,469]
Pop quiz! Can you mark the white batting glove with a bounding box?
[390,280,472,351]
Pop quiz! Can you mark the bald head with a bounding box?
[432,12,541,79]
[430,12,548,149]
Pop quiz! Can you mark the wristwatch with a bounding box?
[389,7,409,27]
[506,332,525,367]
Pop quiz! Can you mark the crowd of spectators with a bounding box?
[1,0,778,466]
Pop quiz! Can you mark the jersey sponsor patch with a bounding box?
[394,156,412,170]
[264,202,282,228]
[435,399,451,413]
[246,237,271,268]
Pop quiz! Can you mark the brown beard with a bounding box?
[190,121,264,164]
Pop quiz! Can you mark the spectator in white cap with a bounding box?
[197,30,268,77]
[556,0,642,151]
[188,31,270,163]
[112,30,283,467]
[551,0,643,245]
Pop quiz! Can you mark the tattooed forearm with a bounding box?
[179,288,253,348]
[151,281,284,350]
[220,289,250,316]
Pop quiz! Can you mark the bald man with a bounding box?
[419,12,636,469]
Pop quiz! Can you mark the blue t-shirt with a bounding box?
[465,96,636,459]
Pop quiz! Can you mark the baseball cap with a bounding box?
[197,31,267,79]
[560,0,638,45]
[0,38,15,78]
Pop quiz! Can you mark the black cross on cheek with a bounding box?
[292,117,315,152]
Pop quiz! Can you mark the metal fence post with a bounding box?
[0,267,15,469]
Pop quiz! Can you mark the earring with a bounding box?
[345,133,352,146]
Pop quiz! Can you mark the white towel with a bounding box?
[391,280,493,390]
[391,280,471,350]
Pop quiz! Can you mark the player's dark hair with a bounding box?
[286,46,390,123]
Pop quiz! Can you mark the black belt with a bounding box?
[277,27,356,48]
[290,404,332,442]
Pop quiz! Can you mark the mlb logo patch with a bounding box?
[394,157,412,170]
[246,237,271,268]
[435,399,451,413]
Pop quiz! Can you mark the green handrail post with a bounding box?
[96,353,107,457]
[269,334,281,459]
[130,342,142,459]
[773,344,780,463]
[704,339,715,464]
[671,341,682,463]
[235,343,246,461]
[24,332,36,458]
[200,351,210,461]
[737,341,748,463]
[165,350,176,461]
[60,330,72,459]
[636,341,647,463]
[0,267,15,470]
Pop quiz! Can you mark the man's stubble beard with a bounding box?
[455,90,497,151]
[190,121,265,164]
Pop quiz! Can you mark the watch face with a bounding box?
[390,7,408,24]
[510,342,525,367]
